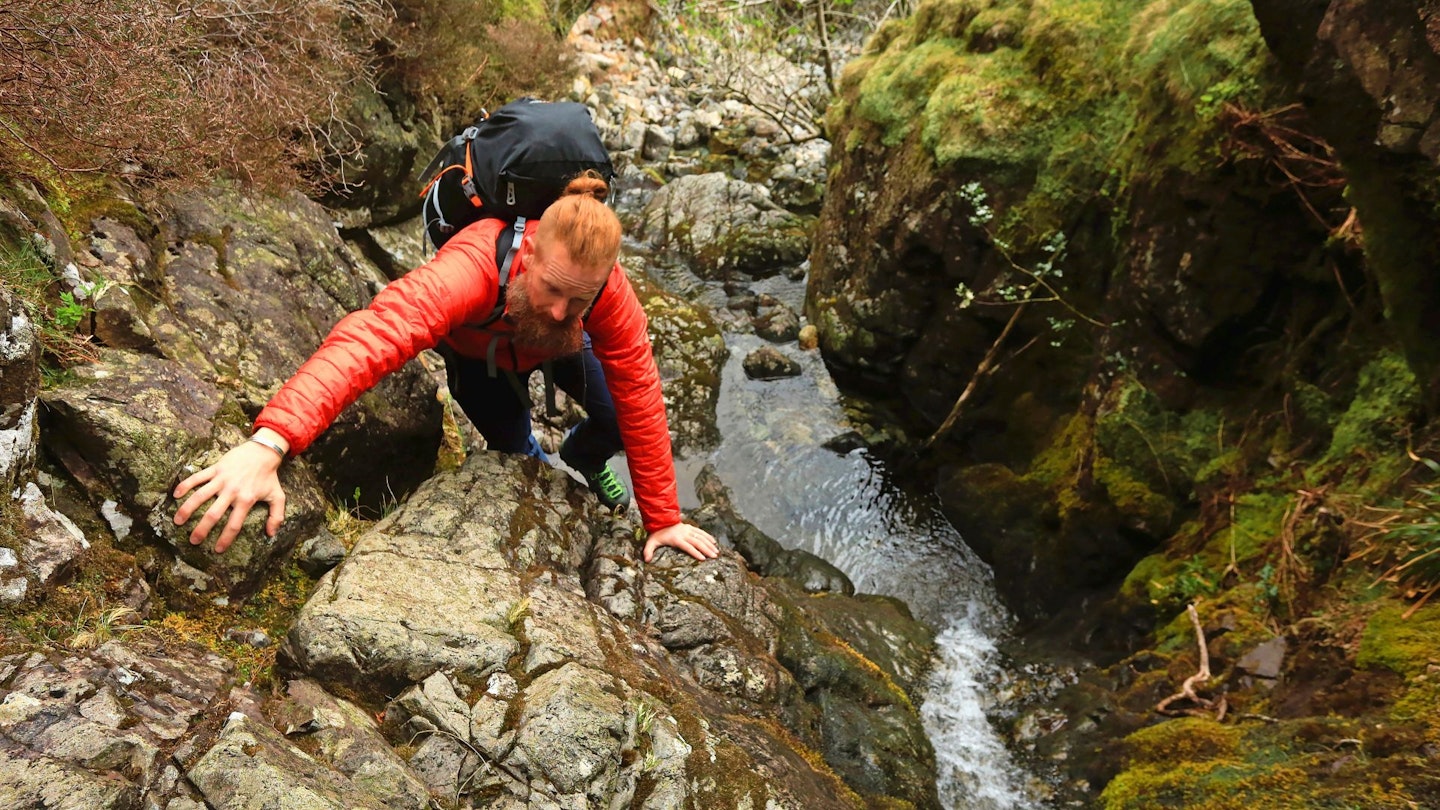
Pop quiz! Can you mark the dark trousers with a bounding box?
[441,336,623,472]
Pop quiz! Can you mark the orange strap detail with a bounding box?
[418,164,468,199]
[464,144,482,207]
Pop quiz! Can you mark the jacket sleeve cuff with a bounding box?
[251,418,302,457]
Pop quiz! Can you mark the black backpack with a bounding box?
[418,97,614,253]
[418,98,615,413]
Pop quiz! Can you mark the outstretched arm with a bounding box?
[172,427,289,553]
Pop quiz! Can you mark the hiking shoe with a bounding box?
[578,462,630,514]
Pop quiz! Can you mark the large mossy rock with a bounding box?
[40,189,442,600]
[282,450,940,808]
[321,82,447,229]
[805,0,1396,620]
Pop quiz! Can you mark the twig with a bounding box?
[1156,603,1228,720]
[1223,492,1240,579]
[918,299,1029,453]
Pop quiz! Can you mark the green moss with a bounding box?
[1095,377,1224,497]
[1357,601,1440,678]
[854,41,970,147]
[1123,717,1242,764]
[1096,457,1174,531]
[1103,713,1438,809]
[921,48,1052,167]
[1118,553,1170,605]
[1319,350,1422,470]
[836,0,1279,251]
[1390,678,1440,745]
[1225,491,1290,567]
[1023,412,1088,489]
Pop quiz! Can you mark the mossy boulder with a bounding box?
[629,271,727,454]
[320,81,447,229]
[281,451,936,807]
[637,173,812,279]
[39,188,442,601]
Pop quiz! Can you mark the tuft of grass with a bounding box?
[67,602,146,650]
[505,596,531,629]
[0,238,98,373]
[1350,472,1440,614]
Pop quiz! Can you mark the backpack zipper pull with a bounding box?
[506,181,516,206]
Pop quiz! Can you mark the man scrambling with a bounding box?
[172,173,720,563]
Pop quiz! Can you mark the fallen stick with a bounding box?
[1156,603,1228,720]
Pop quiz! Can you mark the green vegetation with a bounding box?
[1317,350,1422,478]
[838,0,1279,247]
[0,237,97,373]
[1099,715,1429,809]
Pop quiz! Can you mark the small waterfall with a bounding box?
[708,328,1039,808]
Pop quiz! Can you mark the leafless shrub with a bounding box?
[653,0,906,143]
[383,0,576,121]
[0,0,389,191]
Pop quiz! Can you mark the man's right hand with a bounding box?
[173,428,289,553]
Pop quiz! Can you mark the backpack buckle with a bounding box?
[461,175,482,206]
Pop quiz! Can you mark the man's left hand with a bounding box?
[645,523,719,562]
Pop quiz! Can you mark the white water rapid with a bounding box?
[707,332,1038,809]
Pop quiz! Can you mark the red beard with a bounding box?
[505,277,584,357]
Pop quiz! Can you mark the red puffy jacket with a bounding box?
[253,218,681,532]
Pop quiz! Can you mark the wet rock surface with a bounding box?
[743,345,803,380]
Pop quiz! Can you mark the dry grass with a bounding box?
[0,0,394,193]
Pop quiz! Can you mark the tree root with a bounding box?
[1156,603,1228,721]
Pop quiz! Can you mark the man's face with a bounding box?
[506,235,607,357]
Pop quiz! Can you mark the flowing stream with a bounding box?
[647,265,1041,808]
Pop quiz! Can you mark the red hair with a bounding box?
[534,171,621,273]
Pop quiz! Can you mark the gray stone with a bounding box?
[277,679,431,810]
[742,346,802,380]
[754,305,802,343]
[0,641,234,805]
[12,482,89,588]
[0,736,139,809]
[511,664,625,797]
[1237,636,1288,681]
[642,125,675,161]
[519,583,609,674]
[636,173,811,278]
[77,688,127,729]
[187,713,388,809]
[0,578,26,603]
[404,731,479,798]
[281,453,617,694]
[622,120,648,151]
[296,528,347,577]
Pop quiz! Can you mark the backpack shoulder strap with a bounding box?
[476,216,528,329]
